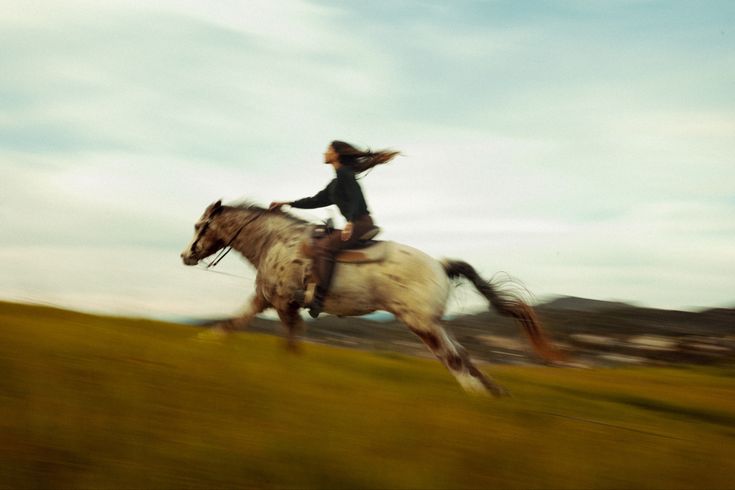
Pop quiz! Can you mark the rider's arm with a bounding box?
[290,186,331,209]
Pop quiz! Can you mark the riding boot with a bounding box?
[308,287,326,319]
[309,251,336,318]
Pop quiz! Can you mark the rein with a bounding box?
[206,211,265,269]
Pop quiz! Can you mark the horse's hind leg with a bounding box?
[402,315,508,396]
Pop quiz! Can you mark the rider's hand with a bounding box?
[269,201,287,211]
[341,222,353,241]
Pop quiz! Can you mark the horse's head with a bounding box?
[180,200,227,266]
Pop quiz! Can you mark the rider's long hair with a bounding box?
[331,140,400,174]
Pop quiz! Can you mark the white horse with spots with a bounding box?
[181,200,561,396]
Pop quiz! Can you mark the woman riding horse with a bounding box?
[269,140,399,318]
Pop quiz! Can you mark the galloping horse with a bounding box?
[181,200,561,396]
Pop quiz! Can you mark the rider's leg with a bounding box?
[309,215,375,318]
[309,233,339,318]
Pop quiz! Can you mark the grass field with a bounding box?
[1,301,734,489]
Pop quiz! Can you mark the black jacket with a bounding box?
[290,167,369,222]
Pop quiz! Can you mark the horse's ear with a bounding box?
[207,199,223,216]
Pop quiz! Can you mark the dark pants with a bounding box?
[313,214,375,297]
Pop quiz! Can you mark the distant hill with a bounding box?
[538,296,634,312]
[8,296,734,367]
[204,295,735,367]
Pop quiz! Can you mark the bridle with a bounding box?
[191,210,266,269]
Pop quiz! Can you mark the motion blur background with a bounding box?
[1,0,733,319]
[2,4,734,489]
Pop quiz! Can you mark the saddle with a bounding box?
[294,223,389,307]
[300,223,388,263]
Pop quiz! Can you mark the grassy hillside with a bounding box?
[1,301,734,489]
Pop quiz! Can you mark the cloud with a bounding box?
[0,0,402,163]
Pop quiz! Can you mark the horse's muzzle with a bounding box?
[181,252,198,266]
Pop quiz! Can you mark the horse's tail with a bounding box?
[442,259,564,363]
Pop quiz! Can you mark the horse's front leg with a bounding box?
[276,303,305,353]
[208,294,268,336]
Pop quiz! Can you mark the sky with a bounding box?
[1,0,733,320]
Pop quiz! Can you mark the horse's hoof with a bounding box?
[284,340,303,354]
[196,326,231,341]
[492,385,512,398]
[459,375,492,396]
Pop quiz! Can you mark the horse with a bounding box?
[180,200,562,396]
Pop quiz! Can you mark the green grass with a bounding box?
[1,301,734,489]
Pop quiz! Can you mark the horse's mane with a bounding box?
[226,200,309,225]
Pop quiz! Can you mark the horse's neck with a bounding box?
[225,211,299,267]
